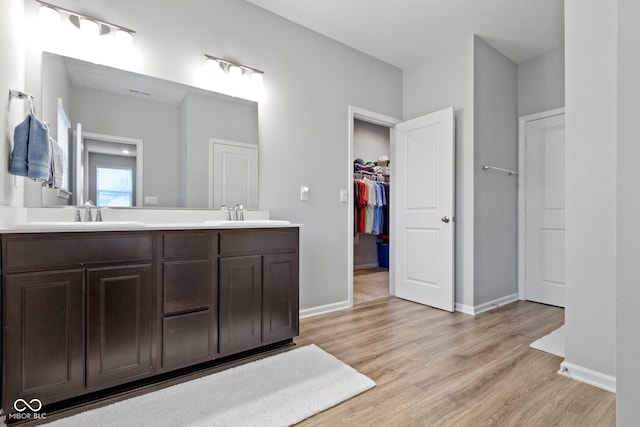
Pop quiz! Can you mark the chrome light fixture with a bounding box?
[204,54,264,80]
[36,0,136,41]
[203,54,264,100]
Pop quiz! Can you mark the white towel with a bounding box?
[43,138,64,189]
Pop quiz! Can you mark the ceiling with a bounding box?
[245,0,564,68]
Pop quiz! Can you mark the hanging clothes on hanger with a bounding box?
[354,175,389,236]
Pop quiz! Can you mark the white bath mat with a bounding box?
[44,344,375,427]
[530,325,565,357]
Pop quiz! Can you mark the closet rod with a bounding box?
[482,165,518,176]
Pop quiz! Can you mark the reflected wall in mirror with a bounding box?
[41,52,259,208]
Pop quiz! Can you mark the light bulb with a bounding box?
[229,65,243,79]
[205,58,221,73]
[39,5,61,27]
[249,72,264,101]
[251,72,263,85]
[79,18,100,36]
[115,29,133,47]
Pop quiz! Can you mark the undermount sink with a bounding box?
[202,220,292,227]
[10,221,146,230]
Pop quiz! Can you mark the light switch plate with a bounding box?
[300,186,309,201]
[144,196,158,205]
[339,189,348,203]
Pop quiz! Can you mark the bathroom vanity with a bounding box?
[0,223,299,420]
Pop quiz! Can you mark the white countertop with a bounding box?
[0,220,302,233]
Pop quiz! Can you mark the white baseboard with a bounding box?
[455,303,475,315]
[559,361,616,393]
[300,300,351,319]
[353,263,379,271]
[455,293,520,316]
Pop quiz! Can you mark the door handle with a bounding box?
[441,216,450,223]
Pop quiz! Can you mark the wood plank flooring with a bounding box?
[295,297,615,426]
[354,268,390,305]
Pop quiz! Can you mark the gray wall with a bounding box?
[403,35,475,307]
[517,47,565,117]
[23,0,402,311]
[403,36,517,309]
[617,0,640,422]
[184,92,258,208]
[353,119,389,268]
[70,85,181,207]
[565,0,616,383]
[473,37,518,305]
[0,0,25,207]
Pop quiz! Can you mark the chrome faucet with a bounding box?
[83,200,94,222]
[74,200,102,222]
[233,204,245,221]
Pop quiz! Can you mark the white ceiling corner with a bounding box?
[244,0,564,68]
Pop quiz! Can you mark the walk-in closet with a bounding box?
[353,118,391,305]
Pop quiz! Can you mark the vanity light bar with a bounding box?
[203,54,264,75]
[36,0,136,36]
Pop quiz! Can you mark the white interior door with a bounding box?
[209,139,258,209]
[394,107,455,312]
[524,113,566,307]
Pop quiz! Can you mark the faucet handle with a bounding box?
[220,205,232,220]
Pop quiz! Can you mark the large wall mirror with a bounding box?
[40,52,259,209]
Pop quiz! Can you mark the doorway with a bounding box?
[348,107,400,307]
[347,106,456,311]
[352,118,392,305]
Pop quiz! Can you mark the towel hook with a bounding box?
[9,89,36,115]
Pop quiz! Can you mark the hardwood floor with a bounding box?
[354,268,390,305]
[295,297,615,426]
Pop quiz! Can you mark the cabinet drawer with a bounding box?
[163,260,210,314]
[3,233,153,271]
[163,232,213,259]
[162,311,212,369]
[219,229,298,256]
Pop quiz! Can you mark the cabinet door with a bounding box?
[218,255,261,356]
[262,253,299,344]
[86,265,153,389]
[3,270,84,408]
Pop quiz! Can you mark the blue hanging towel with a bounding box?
[26,115,51,181]
[9,114,31,177]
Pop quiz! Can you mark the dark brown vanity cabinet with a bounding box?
[1,232,155,409]
[218,229,299,356]
[0,227,299,415]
